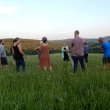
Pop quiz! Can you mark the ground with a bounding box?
[0,54,110,110]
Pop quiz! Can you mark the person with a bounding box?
[10,40,16,65]
[34,41,43,66]
[0,39,8,69]
[84,42,89,65]
[98,37,110,71]
[40,37,52,71]
[61,43,69,62]
[71,30,85,73]
[13,37,26,72]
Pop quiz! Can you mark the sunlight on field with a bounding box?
[0,53,110,110]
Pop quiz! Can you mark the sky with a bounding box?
[0,0,110,40]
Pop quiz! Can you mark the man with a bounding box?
[98,37,110,71]
[0,39,8,69]
[71,30,85,73]
[84,42,89,65]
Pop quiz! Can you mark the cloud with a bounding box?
[0,5,21,14]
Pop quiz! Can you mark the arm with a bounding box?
[33,47,40,51]
[12,47,14,54]
[17,44,26,58]
[0,46,4,59]
[101,44,105,53]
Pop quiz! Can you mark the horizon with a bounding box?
[0,0,110,40]
[2,35,110,41]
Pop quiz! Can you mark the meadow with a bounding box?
[0,53,110,110]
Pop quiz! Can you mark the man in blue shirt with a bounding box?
[84,42,89,65]
[98,37,110,71]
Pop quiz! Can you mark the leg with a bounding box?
[102,58,107,71]
[1,57,8,69]
[79,56,85,72]
[49,66,52,72]
[72,56,78,73]
[20,58,26,72]
[16,60,20,72]
[108,63,110,71]
[44,67,47,71]
[84,53,88,64]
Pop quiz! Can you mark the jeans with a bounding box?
[72,56,85,73]
[16,58,25,72]
[84,53,88,63]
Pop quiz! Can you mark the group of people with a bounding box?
[61,30,89,73]
[61,30,110,72]
[0,30,110,73]
[0,37,52,72]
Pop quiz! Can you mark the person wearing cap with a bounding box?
[34,41,43,66]
[13,37,26,72]
[84,42,89,65]
[40,37,52,71]
[98,37,110,71]
[0,39,8,69]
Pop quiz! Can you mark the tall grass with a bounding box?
[0,54,110,110]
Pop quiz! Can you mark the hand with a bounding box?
[24,55,27,59]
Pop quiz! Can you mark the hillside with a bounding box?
[51,36,110,45]
[3,38,64,54]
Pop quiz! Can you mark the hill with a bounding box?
[51,36,110,45]
[3,38,64,54]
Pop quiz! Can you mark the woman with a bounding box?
[34,41,43,66]
[84,42,89,65]
[61,43,69,62]
[13,37,26,72]
[40,37,52,71]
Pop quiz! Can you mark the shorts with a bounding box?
[1,57,8,65]
[102,57,110,64]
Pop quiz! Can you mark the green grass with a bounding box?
[0,53,110,110]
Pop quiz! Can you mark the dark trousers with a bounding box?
[72,56,85,73]
[16,58,25,72]
[84,53,88,63]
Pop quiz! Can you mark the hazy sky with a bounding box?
[0,0,110,40]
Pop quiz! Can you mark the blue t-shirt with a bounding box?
[84,45,89,53]
[101,41,110,58]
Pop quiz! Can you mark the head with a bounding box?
[98,37,104,43]
[40,41,43,45]
[14,37,20,43]
[42,37,47,43]
[84,42,88,45]
[63,43,66,46]
[0,39,5,45]
[74,30,79,37]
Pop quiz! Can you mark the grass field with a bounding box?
[0,53,110,110]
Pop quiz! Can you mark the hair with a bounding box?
[98,37,103,41]
[0,39,3,43]
[84,42,88,45]
[74,30,79,34]
[42,37,47,43]
[14,37,20,42]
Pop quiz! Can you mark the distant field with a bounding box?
[0,53,110,110]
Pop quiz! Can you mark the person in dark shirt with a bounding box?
[13,37,26,72]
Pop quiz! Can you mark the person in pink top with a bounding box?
[71,30,85,73]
